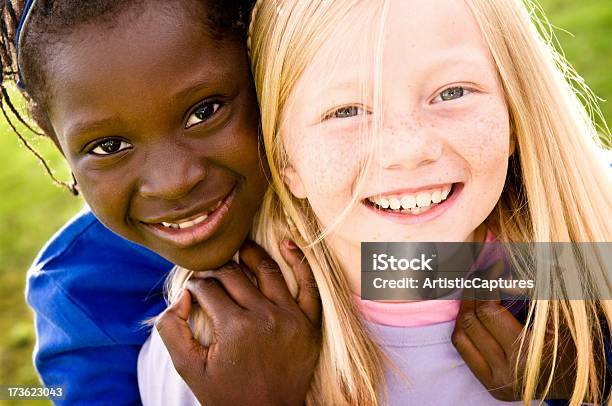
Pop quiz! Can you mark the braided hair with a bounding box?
[0,0,255,194]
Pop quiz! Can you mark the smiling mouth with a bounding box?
[158,201,223,230]
[363,183,459,215]
[141,186,237,248]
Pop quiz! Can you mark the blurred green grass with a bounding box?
[0,94,83,405]
[0,1,610,405]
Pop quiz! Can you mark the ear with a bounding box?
[283,164,307,199]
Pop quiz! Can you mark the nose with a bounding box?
[375,116,443,170]
[139,142,207,200]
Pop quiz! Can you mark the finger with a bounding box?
[185,277,242,325]
[480,261,530,299]
[461,282,477,301]
[279,239,321,325]
[194,261,262,310]
[456,299,508,370]
[473,262,504,301]
[239,239,293,304]
[155,290,209,375]
[475,300,524,357]
[451,323,492,382]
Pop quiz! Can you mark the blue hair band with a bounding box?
[15,0,38,89]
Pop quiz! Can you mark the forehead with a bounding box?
[292,0,494,98]
[383,0,486,49]
[46,1,245,134]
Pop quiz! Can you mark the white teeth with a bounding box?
[441,187,450,200]
[416,193,432,207]
[431,190,442,204]
[192,214,208,225]
[401,195,416,209]
[389,198,401,210]
[160,214,208,230]
[178,220,194,229]
[368,184,455,212]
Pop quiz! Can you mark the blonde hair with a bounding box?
[168,0,612,404]
[465,1,611,404]
[249,1,391,404]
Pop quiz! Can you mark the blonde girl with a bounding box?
[156,0,611,404]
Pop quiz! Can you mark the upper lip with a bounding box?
[364,182,460,199]
[140,186,234,224]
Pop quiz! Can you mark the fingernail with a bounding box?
[284,239,298,250]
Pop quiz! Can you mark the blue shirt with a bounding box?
[26,208,173,405]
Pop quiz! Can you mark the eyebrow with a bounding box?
[169,64,233,104]
[170,78,218,104]
[65,116,121,142]
[65,75,228,142]
[311,76,370,103]
[426,49,493,74]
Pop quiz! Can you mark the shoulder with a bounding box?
[31,207,171,273]
[26,207,173,343]
[138,328,200,406]
[32,207,99,267]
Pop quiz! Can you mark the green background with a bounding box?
[0,0,610,404]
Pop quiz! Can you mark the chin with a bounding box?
[167,253,213,272]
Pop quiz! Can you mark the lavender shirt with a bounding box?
[137,318,537,405]
[365,319,536,405]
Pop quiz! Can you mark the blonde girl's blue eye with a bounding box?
[433,86,472,103]
[90,139,132,155]
[324,105,369,121]
[186,102,221,128]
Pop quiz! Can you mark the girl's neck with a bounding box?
[353,226,498,327]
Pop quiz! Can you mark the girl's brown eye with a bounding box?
[186,102,221,128]
[90,139,132,155]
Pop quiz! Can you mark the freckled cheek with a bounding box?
[445,106,510,175]
[293,136,363,205]
[445,104,510,223]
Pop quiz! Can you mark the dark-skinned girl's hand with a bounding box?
[452,293,575,401]
[155,239,321,406]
